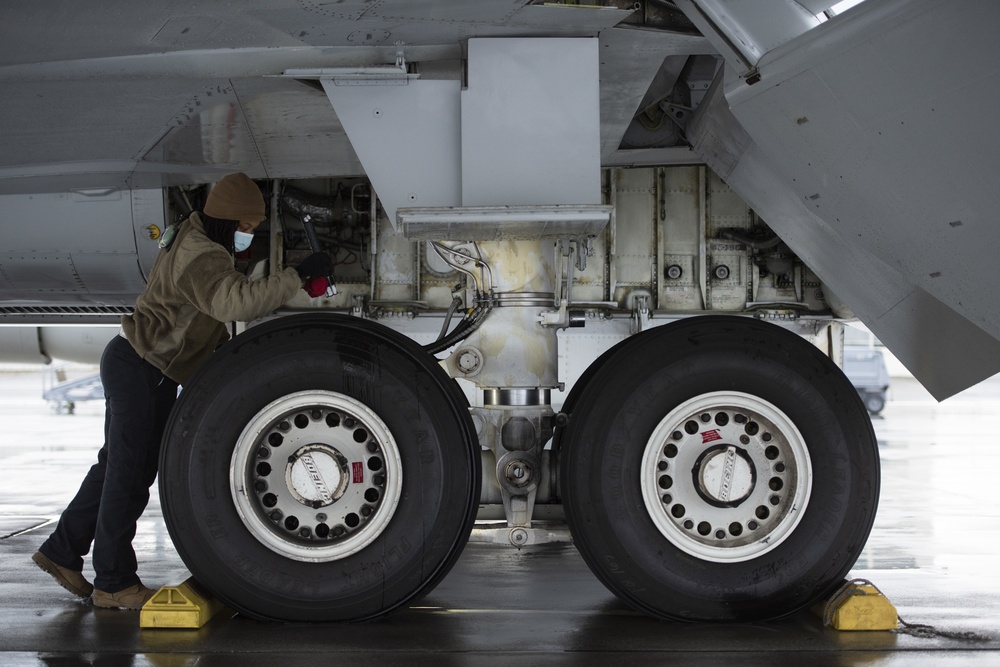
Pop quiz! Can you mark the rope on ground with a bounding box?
[895,617,990,642]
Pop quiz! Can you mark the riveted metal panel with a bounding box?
[0,188,150,301]
[660,167,705,310]
[611,168,656,303]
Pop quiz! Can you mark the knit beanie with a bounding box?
[203,173,265,223]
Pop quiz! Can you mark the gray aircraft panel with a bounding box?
[685,0,1000,398]
[0,2,653,193]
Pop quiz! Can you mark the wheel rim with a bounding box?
[640,391,812,563]
[230,390,402,563]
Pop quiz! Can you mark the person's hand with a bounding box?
[303,276,330,298]
[295,252,333,280]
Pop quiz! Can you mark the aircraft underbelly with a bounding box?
[688,0,1000,399]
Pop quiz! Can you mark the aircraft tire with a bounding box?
[552,333,634,453]
[159,313,480,622]
[559,315,879,621]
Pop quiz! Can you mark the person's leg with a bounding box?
[91,336,177,594]
[37,420,109,571]
[34,339,119,596]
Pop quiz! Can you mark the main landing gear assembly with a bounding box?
[159,302,878,623]
[152,35,879,623]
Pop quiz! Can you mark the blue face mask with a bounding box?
[234,230,253,252]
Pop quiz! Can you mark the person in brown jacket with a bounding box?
[31,173,332,609]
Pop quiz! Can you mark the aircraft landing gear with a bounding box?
[158,314,480,622]
[558,315,880,621]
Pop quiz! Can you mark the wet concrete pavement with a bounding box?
[1,366,999,665]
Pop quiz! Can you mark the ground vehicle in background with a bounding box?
[845,347,891,415]
[844,326,891,415]
[42,366,103,415]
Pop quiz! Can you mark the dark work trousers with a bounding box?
[39,334,178,593]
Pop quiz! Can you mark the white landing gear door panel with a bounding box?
[303,37,602,229]
[461,38,602,208]
[320,77,463,228]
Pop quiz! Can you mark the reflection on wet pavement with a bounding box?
[1,368,999,665]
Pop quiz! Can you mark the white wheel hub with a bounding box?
[231,390,402,562]
[640,391,812,562]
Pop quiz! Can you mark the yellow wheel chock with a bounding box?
[139,578,227,629]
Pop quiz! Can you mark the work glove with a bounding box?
[303,276,331,298]
[295,252,333,280]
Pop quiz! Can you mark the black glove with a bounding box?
[295,252,333,280]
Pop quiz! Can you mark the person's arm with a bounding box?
[177,249,301,323]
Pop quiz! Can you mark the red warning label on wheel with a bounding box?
[352,461,364,484]
[702,429,722,444]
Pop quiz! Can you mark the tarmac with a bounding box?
[1,365,999,666]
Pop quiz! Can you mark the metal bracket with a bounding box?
[282,61,417,86]
[660,102,693,131]
[579,236,595,272]
[539,299,569,328]
[398,205,612,241]
[468,525,572,547]
[350,295,368,318]
[631,293,651,334]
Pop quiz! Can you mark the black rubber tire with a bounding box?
[552,333,634,453]
[159,313,480,622]
[560,315,879,621]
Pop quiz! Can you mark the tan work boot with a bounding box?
[31,551,94,598]
[92,583,157,610]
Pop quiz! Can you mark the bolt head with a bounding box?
[456,348,481,373]
[505,460,532,486]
